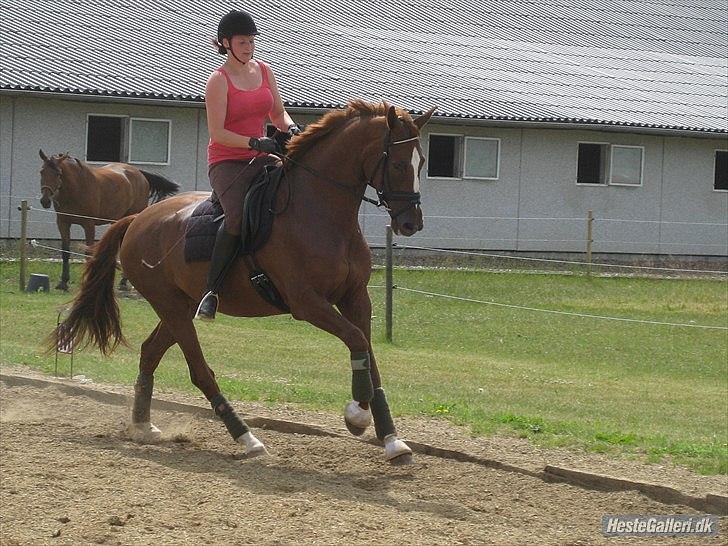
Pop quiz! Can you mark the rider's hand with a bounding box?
[287,124,302,137]
[248,137,279,154]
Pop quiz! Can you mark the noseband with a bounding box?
[41,164,63,199]
[364,132,421,220]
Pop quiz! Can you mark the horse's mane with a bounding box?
[286,99,414,161]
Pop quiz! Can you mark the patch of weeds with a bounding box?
[432,403,456,415]
[497,412,545,433]
[594,431,638,445]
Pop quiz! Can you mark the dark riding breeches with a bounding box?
[208,155,278,236]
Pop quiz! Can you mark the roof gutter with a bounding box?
[0,88,206,109]
[3,89,725,140]
[426,115,728,139]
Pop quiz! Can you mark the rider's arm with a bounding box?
[267,68,296,132]
[205,71,257,149]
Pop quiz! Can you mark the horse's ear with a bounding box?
[386,105,400,129]
[414,106,437,130]
[39,149,49,162]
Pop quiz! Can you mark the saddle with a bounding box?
[184,163,289,312]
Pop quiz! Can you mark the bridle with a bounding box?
[365,130,422,220]
[280,124,422,219]
[40,163,63,199]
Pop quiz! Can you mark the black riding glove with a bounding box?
[287,124,302,136]
[248,137,279,154]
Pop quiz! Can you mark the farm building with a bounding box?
[1,0,726,257]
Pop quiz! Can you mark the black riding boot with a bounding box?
[194,222,240,321]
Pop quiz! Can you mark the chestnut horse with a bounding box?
[38,151,179,290]
[52,101,435,464]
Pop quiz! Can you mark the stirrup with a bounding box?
[194,291,219,320]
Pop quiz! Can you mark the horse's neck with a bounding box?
[57,161,89,205]
[291,118,380,225]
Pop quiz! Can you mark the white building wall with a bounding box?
[360,122,727,256]
[660,137,728,255]
[1,95,726,256]
[0,96,204,239]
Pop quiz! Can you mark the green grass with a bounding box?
[1,260,727,474]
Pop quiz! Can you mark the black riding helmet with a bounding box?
[216,10,259,56]
[218,10,258,42]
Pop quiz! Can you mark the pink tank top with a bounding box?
[207,61,274,165]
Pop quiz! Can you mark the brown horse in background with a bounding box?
[38,151,179,290]
[52,101,435,464]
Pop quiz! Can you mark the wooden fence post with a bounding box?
[19,200,28,291]
[385,225,393,342]
[586,210,593,274]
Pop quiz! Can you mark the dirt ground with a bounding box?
[0,370,725,545]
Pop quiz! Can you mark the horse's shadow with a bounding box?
[65,430,471,521]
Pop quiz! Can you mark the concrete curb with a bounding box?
[2,372,726,515]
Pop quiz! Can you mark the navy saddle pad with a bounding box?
[184,164,285,263]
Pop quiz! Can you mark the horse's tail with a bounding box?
[140,170,180,203]
[48,215,137,356]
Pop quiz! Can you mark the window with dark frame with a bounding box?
[577,143,608,184]
[715,151,728,191]
[87,115,124,162]
[428,134,459,178]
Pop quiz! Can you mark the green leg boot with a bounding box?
[194,222,240,321]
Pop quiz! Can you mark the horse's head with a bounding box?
[39,149,66,208]
[39,149,80,208]
[367,105,436,236]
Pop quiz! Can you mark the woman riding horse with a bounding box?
[52,99,435,464]
[196,10,301,321]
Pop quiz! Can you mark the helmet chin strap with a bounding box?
[224,41,250,65]
[227,48,247,65]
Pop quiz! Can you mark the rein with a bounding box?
[279,132,421,215]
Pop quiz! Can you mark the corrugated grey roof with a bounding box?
[1,0,726,133]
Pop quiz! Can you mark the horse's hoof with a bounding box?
[56,283,68,291]
[237,431,268,458]
[344,400,371,436]
[345,420,368,436]
[389,452,414,466]
[127,422,162,444]
[243,444,270,459]
[384,434,413,463]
